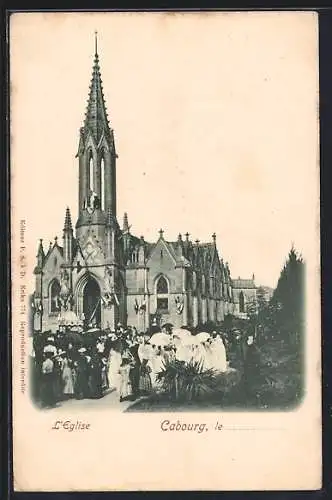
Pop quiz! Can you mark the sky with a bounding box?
[10,12,319,291]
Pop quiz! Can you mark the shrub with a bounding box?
[156,358,239,402]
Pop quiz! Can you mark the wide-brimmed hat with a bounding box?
[78,347,87,353]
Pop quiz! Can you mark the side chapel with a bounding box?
[32,38,256,333]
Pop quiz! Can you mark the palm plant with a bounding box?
[156,358,226,402]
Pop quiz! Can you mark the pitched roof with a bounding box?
[232,278,256,289]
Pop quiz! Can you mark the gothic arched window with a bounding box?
[50,279,61,313]
[156,275,169,312]
[192,271,197,291]
[89,152,94,192]
[239,291,245,313]
[201,275,206,295]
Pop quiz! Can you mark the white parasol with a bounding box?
[195,332,211,343]
[148,332,171,346]
[58,310,82,326]
[180,335,197,346]
[172,328,192,338]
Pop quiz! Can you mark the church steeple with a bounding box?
[83,32,110,144]
[76,34,117,225]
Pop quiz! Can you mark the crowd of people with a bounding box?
[31,322,251,409]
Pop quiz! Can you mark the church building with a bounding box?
[32,40,256,333]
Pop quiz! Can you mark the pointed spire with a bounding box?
[212,233,216,245]
[36,239,45,266]
[83,33,110,143]
[63,207,73,232]
[123,212,129,233]
[94,30,98,56]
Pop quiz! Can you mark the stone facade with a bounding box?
[32,42,256,333]
[232,277,257,319]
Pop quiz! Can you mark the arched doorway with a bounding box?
[83,276,101,327]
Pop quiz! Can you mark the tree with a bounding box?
[256,286,268,314]
[269,246,305,345]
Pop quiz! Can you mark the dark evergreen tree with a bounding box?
[270,246,305,345]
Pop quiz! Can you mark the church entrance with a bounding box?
[83,276,101,327]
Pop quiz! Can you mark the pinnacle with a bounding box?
[37,239,45,259]
[123,212,129,232]
[64,206,73,231]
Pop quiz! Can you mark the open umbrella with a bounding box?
[63,331,84,346]
[179,335,197,346]
[84,327,100,334]
[172,328,191,338]
[83,328,102,347]
[148,332,171,346]
[195,332,211,343]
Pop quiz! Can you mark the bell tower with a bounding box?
[76,32,117,230]
[72,34,126,329]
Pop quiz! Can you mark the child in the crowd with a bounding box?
[118,357,133,402]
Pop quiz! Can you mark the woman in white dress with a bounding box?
[148,345,165,389]
[174,340,192,364]
[201,340,214,370]
[210,334,228,373]
[107,345,122,392]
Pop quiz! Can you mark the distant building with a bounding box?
[259,285,274,303]
[32,40,256,333]
[232,276,257,319]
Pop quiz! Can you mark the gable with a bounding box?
[146,238,177,270]
[42,246,65,288]
[43,245,64,272]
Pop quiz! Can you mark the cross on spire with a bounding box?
[94,30,98,55]
[159,228,164,238]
